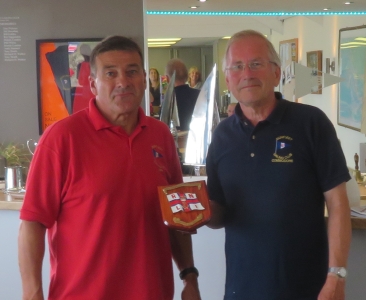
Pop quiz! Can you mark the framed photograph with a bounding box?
[36,38,101,134]
[338,25,366,131]
[279,38,298,102]
[306,50,322,94]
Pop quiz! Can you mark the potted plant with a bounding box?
[0,142,31,167]
[0,142,31,191]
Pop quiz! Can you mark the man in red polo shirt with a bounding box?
[18,36,201,300]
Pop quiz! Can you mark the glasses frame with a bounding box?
[225,60,277,73]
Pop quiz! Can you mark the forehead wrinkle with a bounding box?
[101,62,141,70]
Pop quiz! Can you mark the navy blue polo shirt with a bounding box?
[206,93,350,300]
[175,84,199,131]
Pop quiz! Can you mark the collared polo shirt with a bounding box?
[206,93,350,300]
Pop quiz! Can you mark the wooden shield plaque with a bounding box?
[158,180,211,232]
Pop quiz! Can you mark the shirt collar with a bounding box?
[233,92,287,125]
[88,99,148,132]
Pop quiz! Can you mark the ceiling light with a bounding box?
[198,0,207,2]
[222,36,231,39]
[190,6,199,9]
[355,37,366,41]
[345,2,353,4]
[341,42,366,46]
[148,42,177,45]
[323,8,330,11]
[147,11,366,16]
[148,38,181,42]
[148,45,172,48]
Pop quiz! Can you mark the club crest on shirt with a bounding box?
[152,145,167,173]
[272,135,293,163]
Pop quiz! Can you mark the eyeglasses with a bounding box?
[225,60,277,72]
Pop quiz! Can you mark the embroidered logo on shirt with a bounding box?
[166,192,205,213]
[272,135,293,163]
[152,148,163,158]
[152,145,168,173]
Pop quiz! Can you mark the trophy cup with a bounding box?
[185,65,219,175]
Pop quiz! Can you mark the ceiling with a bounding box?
[146,0,366,13]
[145,0,366,47]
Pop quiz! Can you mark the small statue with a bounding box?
[354,153,363,183]
[355,153,360,170]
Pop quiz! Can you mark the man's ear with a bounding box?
[89,76,97,96]
[273,65,281,87]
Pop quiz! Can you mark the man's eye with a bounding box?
[106,71,116,77]
[251,62,262,68]
[127,69,138,76]
[234,65,244,71]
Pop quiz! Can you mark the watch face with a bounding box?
[338,268,347,278]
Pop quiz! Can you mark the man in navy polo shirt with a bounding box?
[206,30,351,300]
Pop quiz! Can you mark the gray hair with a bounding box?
[222,30,281,72]
[165,59,188,82]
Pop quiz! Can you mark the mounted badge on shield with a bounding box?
[157,180,211,233]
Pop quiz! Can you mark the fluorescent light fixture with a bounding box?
[341,42,366,46]
[148,42,177,45]
[345,2,353,4]
[340,45,362,49]
[148,38,181,42]
[148,45,172,48]
[355,37,366,41]
[198,0,207,2]
[222,36,231,39]
[323,8,330,11]
[190,6,199,9]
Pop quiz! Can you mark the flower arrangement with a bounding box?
[0,142,31,167]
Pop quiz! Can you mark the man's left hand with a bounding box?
[318,274,345,300]
[181,273,201,300]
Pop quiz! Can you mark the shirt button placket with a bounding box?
[250,135,256,158]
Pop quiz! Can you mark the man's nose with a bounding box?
[115,73,129,88]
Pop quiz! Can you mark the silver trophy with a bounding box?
[184,65,219,175]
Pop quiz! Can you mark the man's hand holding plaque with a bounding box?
[157,180,211,233]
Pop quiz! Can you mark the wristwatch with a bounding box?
[328,267,347,278]
[179,267,199,280]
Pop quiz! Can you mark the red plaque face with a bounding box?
[158,180,211,233]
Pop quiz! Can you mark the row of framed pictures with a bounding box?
[278,25,366,132]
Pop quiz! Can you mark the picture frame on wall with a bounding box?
[338,25,366,132]
[306,50,322,94]
[279,38,298,102]
[36,38,101,134]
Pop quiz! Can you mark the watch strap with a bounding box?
[179,267,199,280]
[328,267,347,278]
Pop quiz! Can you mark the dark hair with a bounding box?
[90,35,143,76]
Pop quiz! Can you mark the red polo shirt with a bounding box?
[21,100,182,299]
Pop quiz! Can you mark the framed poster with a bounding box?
[306,50,322,94]
[279,38,298,102]
[338,25,366,131]
[36,38,101,134]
